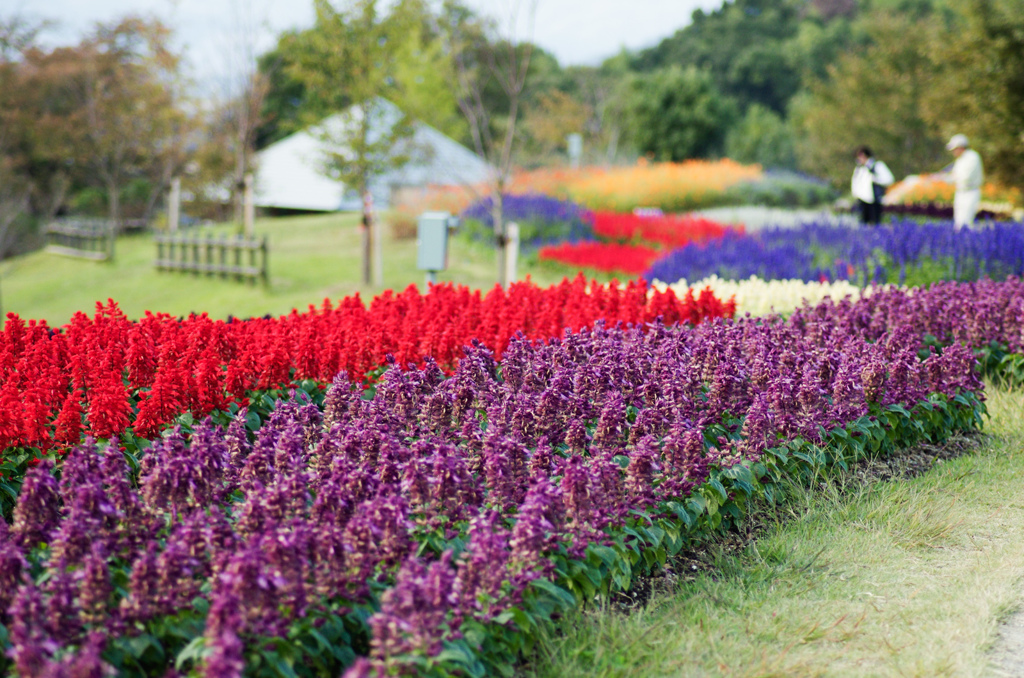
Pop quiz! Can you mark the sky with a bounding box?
[18,0,724,87]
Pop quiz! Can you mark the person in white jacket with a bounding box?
[932,134,984,229]
[851,146,894,225]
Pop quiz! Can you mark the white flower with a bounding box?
[650,275,895,317]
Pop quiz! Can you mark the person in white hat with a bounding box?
[932,134,984,229]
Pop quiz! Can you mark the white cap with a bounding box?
[946,134,969,150]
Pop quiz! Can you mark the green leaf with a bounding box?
[174,636,207,670]
[709,478,728,502]
[687,494,707,516]
[435,646,474,666]
[590,544,619,568]
[125,634,164,662]
[530,579,577,610]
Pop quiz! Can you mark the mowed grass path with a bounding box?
[527,386,1024,678]
[0,213,597,325]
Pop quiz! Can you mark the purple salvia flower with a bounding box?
[224,408,252,468]
[624,436,660,508]
[509,476,563,578]
[367,553,457,661]
[119,542,161,622]
[528,437,555,479]
[564,419,589,455]
[401,455,434,519]
[592,392,627,450]
[341,657,384,678]
[740,394,775,461]
[203,564,246,678]
[0,535,27,614]
[430,442,482,522]
[8,583,53,675]
[453,510,510,621]
[11,458,60,549]
[77,544,112,629]
[860,354,887,405]
[58,439,102,503]
[187,419,232,505]
[343,494,412,584]
[64,630,109,678]
[322,372,357,431]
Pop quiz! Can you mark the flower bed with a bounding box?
[536,212,738,274]
[785,276,1024,382]
[537,242,663,275]
[645,220,1024,286]
[654,275,873,317]
[564,159,762,213]
[0,303,983,677]
[0,279,733,454]
[459,194,594,250]
[591,211,740,249]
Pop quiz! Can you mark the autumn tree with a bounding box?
[74,17,192,230]
[523,89,589,161]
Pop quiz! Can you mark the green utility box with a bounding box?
[416,212,457,274]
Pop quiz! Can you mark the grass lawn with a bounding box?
[526,385,1024,678]
[0,213,611,325]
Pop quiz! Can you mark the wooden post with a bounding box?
[372,209,383,288]
[106,220,115,262]
[261,236,269,287]
[219,237,227,278]
[505,221,520,287]
[248,239,256,286]
[168,177,181,232]
[361,191,372,286]
[235,234,242,282]
[243,173,255,238]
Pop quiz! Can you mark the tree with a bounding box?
[725,103,797,168]
[78,17,190,231]
[924,0,1024,195]
[288,0,436,285]
[627,66,737,161]
[523,89,589,161]
[632,0,805,115]
[791,11,946,187]
[436,0,537,286]
[222,0,271,232]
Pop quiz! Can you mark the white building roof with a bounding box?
[254,99,492,212]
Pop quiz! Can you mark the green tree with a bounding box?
[260,0,463,149]
[632,0,806,115]
[725,103,797,168]
[437,0,537,286]
[792,11,946,187]
[288,0,431,284]
[627,66,737,161]
[924,0,1024,194]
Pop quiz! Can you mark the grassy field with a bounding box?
[0,213,602,325]
[527,385,1024,678]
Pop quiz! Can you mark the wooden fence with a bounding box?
[44,219,115,261]
[153,233,268,285]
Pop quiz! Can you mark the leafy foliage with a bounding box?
[626,66,737,161]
